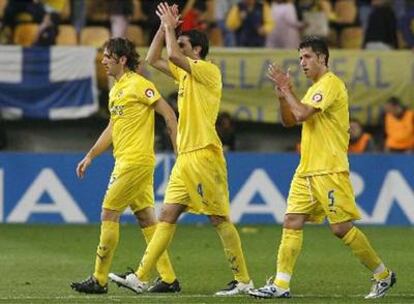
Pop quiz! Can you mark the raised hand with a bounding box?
[267,63,293,94]
[156,2,181,29]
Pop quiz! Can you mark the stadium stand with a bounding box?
[85,0,109,24]
[56,24,77,45]
[80,26,110,47]
[0,0,6,19]
[13,23,39,46]
[340,26,363,49]
[60,0,71,23]
[126,24,144,47]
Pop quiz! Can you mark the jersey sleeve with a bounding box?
[302,77,340,112]
[189,59,221,88]
[137,79,161,106]
[168,60,182,81]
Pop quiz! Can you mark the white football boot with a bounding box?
[215,280,254,296]
[109,270,148,294]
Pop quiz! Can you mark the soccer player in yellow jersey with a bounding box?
[249,36,396,299]
[108,2,253,295]
[70,37,180,294]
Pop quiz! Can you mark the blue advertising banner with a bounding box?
[0,153,413,225]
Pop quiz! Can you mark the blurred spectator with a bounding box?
[216,112,236,151]
[392,0,407,19]
[363,0,398,50]
[0,0,64,46]
[348,118,376,153]
[329,0,361,48]
[399,1,414,49]
[108,0,133,38]
[36,0,66,46]
[71,0,86,42]
[0,0,44,44]
[266,0,305,49]
[357,0,372,31]
[299,0,332,40]
[180,0,211,32]
[226,0,273,47]
[383,96,414,153]
[211,0,238,46]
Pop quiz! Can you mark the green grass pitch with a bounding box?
[0,224,412,303]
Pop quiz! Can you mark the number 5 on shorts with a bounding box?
[328,190,335,207]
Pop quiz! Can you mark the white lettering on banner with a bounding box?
[367,170,414,224]
[155,154,174,197]
[7,168,87,223]
[350,171,372,220]
[0,169,3,222]
[352,170,414,224]
[231,169,286,223]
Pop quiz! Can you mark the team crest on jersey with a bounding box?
[312,92,323,103]
[145,88,155,98]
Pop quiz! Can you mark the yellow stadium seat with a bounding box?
[209,27,223,47]
[126,24,144,46]
[0,0,8,19]
[13,23,39,47]
[56,24,77,45]
[80,26,110,48]
[340,27,363,49]
[334,0,357,24]
[86,0,109,23]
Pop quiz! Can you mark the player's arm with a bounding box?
[76,121,113,178]
[273,86,296,127]
[159,3,192,73]
[268,63,318,123]
[147,3,182,76]
[146,26,173,77]
[281,89,318,123]
[153,97,178,154]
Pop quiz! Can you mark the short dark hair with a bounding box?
[386,96,402,107]
[103,37,140,71]
[299,36,329,66]
[180,30,209,59]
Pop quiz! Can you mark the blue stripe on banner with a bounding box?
[0,78,94,118]
[22,47,50,85]
[1,153,414,224]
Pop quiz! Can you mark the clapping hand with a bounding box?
[156,2,181,30]
[267,63,293,96]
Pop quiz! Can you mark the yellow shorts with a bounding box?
[287,172,361,224]
[102,163,154,213]
[164,148,230,216]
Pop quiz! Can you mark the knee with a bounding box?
[209,215,228,227]
[330,222,353,239]
[158,204,183,224]
[101,208,120,222]
[283,214,306,229]
[134,207,156,228]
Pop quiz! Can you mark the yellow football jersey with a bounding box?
[296,71,350,176]
[109,71,160,166]
[168,59,222,154]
